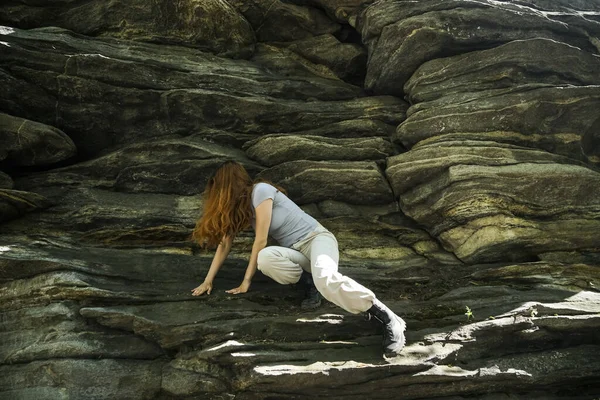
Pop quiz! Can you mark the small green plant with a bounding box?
[530,308,538,318]
[465,306,474,320]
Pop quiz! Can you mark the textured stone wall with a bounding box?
[0,1,599,399]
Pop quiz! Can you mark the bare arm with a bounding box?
[191,235,233,296]
[226,199,272,294]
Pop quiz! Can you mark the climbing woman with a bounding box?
[190,160,406,356]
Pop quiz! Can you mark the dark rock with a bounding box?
[583,116,600,163]
[0,0,256,58]
[0,112,76,167]
[284,0,372,25]
[164,90,405,138]
[470,263,600,291]
[386,140,593,195]
[0,241,209,284]
[512,0,600,11]
[320,216,460,268]
[396,86,600,164]
[1,0,600,398]
[0,301,164,364]
[244,135,394,166]
[230,0,340,42]
[0,359,164,400]
[405,38,600,104]
[0,25,356,100]
[538,250,600,265]
[162,361,230,395]
[17,138,262,196]
[79,299,360,350]
[257,160,394,205]
[1,238,599,399]
[12,136,262,193]
[251,118,400,139]
[0,26,403,158]
[359,0,600,96]
[0,187,200,246]
[274,34,367,84]
[251,42,344,81]
[392,149,600,263]
[0,172,12,189]
[0,189,50,224]
[0,245,222,309]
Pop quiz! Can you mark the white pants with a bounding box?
[257,225,376,314]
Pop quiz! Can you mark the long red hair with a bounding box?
[192,161,255,248]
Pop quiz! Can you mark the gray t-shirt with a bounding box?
[252,182,317,248]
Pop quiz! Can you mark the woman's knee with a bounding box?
[257,247,275,272]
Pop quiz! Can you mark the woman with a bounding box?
[191,161,406,356]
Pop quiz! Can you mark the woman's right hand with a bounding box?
[191,281,212,296]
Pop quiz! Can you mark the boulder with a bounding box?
[386,140,592,195]
[13,137,262,196]
[0,113,76,166]
[0,188,201,246]
[1,0,600,398]
[512,0,600,11]
[405,38,600,104]
[273,34,367,84]
[284,0,372,25]
[1,236,599,398]
[0,302,163,364]
[0,0,256,58]
[0,189,50,224]
[244,135,394,166]
[0,172,12,189]
[251,43,343,81]
[393,153,600,263]
[281,119,397,139]
[0,359,164,400]
[230,0,340,42]
[0,26,404,158]
[257,160,394,205]
[359,0,600,96]
[396,86,600,165]
[320,216,461,268]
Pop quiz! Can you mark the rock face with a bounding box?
[1,0,600,399]
[0,112,76,166]
[387,144,600,263]
[360,0,600,96]
[0,0,256,58]
[245,135,394,166]
[386,34,600,264]
[0,113,73,222]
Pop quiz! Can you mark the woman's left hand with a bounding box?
[226,279,251,295]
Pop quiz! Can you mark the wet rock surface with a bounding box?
[1,0,599,398]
